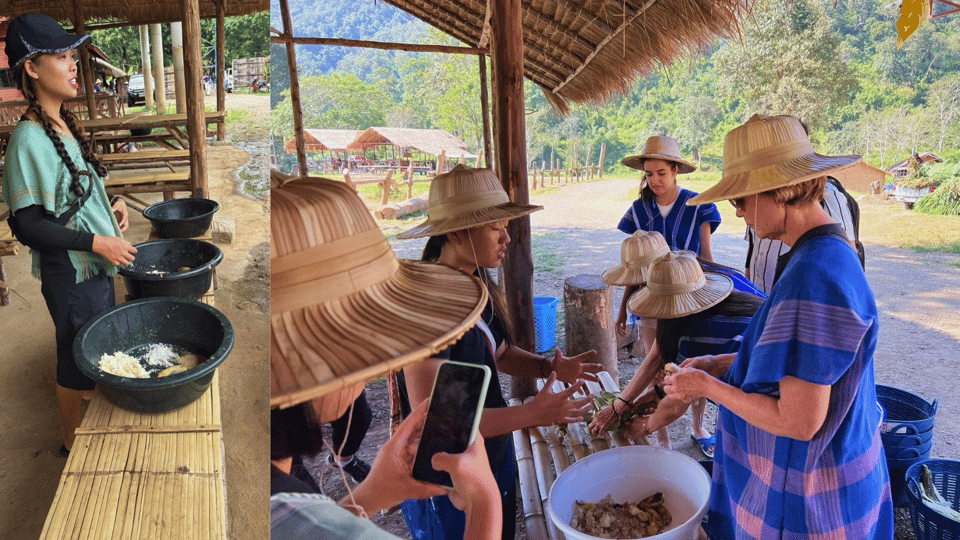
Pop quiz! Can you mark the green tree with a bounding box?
[714,0,856,132]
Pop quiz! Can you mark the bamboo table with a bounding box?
[512,372,709,540]
[39,293,226,540]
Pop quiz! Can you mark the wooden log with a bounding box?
[181,0,207,198]
[0,243,18,257]
[585,146,594,180]
[379,170,395,206]
[406,165,415,199]
[436,150,446,175]
[375,196,428,220]
[492,0,537,400]
[279,0,307,179]
[564,274,618,384]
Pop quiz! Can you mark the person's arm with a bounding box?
[589,340,662,433]
[698,222,714,262]
[494,344,601,384]
[616,285,639,337]
[403,360,591,438]
[337,400,502,540]
[663,370,831,441]
[11,204,93,251]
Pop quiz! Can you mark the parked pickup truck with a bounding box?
[894,185,936,210]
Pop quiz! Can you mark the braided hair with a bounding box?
[15,57,108,197]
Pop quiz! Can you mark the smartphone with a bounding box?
[411,360,491,488]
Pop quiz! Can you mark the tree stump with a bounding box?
[563,274,617,384]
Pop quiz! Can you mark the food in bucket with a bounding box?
[918,465,960,522]
[571,492,672,538]
[98,343,207,378]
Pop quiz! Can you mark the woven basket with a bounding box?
[906,459,960,540]
[877,385,938,435]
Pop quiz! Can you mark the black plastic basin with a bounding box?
[143,198,219,238]
[74,297,234,413]
[118,239,222,300]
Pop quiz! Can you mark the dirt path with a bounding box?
[321,177,959,539]
[0,92,270,539]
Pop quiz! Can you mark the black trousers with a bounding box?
[329,390,372,458]
[39,249,114,391]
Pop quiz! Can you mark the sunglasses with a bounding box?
[729,197,746,211]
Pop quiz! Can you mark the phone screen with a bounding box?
[411,360,491,488]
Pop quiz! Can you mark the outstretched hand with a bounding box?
[529,372,593,426]
[551,349,602,384]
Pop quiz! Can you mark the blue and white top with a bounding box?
[617,188,721,254]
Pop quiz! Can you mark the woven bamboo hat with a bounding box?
[601,231,670,286]
[627,251,733,319]
[621,136,697,174]
[396,164,542,239]
[270,174,487,414]
[687,114,861,205]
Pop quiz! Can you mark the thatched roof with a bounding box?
[92,57,125,78]
[381,0,750,112]
[348,127,476,158]
[887,152,943,175]
[0,0,267,27]
[283,129,361,154]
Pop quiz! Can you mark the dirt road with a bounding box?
[0,92,270,539]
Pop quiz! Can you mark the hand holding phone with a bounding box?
[411,360,491,488]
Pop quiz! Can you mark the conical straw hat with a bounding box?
[627,251,733,319]
[601,231,670,286]
[687,114,861,205]
[270,174,487,413]
[621,136,697,174]
[396,164,542,239]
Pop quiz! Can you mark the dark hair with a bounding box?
[423,233,514,343]
[656,291,764,367]
[270,403,326,461]
[639,159,681,201]
[15,58,108,197]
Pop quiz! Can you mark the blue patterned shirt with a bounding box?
[617,188,721,254]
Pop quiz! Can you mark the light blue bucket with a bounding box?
[533,297,559,353]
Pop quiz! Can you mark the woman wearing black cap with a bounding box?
[1,14,137,456]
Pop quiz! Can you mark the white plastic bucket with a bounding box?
[547,446,712,540]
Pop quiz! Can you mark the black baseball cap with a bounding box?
[4,14,91,70]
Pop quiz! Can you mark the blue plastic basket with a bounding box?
[883,428,934,449]
[533,297,559,353]
[877,385,938,435]
[906,459,960,540]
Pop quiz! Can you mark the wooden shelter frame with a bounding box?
[271,0,749,398]
[0,0,267,197]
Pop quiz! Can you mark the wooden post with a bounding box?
[342,169,355,191]
[492,0,536,399]
[140,26,154,110]
[479,54,492,169]
[0,256,9,306]
[171,22,186,113]
[598,142,606,178]
[279,0,307,178]
[72,9,97,119]
[150,24,166,112]
[436,150,446,175]
[564,275,617,384]
[380,170,395,206]
[550,151,555,184]
[182,0,207,197]
[585,146,593,180]
[215,0,226,140]
[407,164,414,199]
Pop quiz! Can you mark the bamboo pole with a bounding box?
[171,22,186,114]
[181,0,208,198]
[140,26,154,110]
[215,0,226,141]
[279,0,307,178]
[509,399,549,540]
[151,24,166,112]
[529,427,564,540]
[269,35,487,55]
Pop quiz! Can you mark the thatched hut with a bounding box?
[282,129,360,156]
[347,127,477,169]
[887,152,943,179]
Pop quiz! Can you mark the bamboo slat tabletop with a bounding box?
[39,373,227,540]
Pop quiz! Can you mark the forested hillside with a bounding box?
[270,0,960,172]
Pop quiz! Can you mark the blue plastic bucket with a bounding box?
[533,297,559,353]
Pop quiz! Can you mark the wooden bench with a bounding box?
[99,150,191,172]
[40,294,226,539]
[105,172,191,196]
